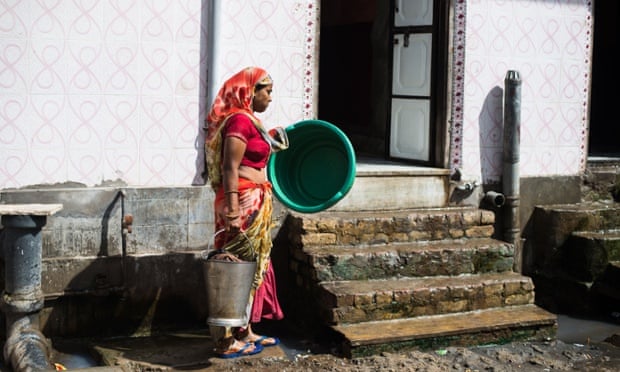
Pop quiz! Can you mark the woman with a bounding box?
[205,67,287,358]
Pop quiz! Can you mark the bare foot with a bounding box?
[240,332,280,347]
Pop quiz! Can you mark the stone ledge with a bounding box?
[333,304,557,358]
[0,203,63,216]
[319,272,534,324]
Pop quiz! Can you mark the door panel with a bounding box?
[390,98,430,161]
[394,0,433,27]
[392,33,432,96]
[390,0,435,163]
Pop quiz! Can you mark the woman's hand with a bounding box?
[225,212,242,233]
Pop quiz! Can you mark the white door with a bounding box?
[390,0,434,162]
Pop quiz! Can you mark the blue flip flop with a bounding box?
[253,335,280,347]
[216,342,263,359]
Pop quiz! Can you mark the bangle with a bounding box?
[225,212,240,219]
[225,190,239,194]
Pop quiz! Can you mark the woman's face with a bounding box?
[252,84,273,113]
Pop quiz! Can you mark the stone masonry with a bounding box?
[276,207,557,358]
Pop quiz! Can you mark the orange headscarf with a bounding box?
[206,67,272,143]
[205,67,273,189]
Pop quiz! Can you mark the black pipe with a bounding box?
[1,213,55,371]
[503,70,522,272]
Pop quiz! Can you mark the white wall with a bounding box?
[454,0,592,183]
[0,0,317,189]
[208,0,318,130]
[1,0,591,189]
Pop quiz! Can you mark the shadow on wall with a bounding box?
[0,187,215,339]
[2,185,290,340]
[446,86,505,209]
[478,86,504,186]
[42,253,208,339]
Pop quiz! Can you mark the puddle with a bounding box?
[49,340,101,369]
[557,313,620,344]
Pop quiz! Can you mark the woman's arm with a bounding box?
[222,136,246,232]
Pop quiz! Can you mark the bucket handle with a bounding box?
[202,228,251,260]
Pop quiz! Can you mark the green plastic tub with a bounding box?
[267,120,356,213]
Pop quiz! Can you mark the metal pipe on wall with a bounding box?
[1,214,55,371]
[503,70,522,272]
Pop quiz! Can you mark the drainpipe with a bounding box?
[503,70,522,272]
[1,204,62,371]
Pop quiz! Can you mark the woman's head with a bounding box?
[252,82,273,113]
[207,67,273,127]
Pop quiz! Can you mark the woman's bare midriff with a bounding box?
[238,165,267,184]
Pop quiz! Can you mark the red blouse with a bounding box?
[224,114,270,169]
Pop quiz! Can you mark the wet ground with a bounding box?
[35,313,620,371]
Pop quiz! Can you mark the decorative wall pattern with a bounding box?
[449,0,467,173]
[1,0,591,189]
[456,0,592,182]
[207,0,317,132]
[0,0,317,188]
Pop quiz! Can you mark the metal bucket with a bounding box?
[203,259,256,327]
[202,230,257,327]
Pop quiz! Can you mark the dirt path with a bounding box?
[218,338,620,371]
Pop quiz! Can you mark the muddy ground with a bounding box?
[220,337,620,371]
[45,315,620,371]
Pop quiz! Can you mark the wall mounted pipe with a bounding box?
[0,204,62,371]
[484,191,506,208]
[503,70,522,272]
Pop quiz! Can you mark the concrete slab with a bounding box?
[0,203,63,215]
[91,330,288,370]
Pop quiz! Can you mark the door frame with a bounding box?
[386,0,450,167]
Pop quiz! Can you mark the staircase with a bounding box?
[528,158,620,317]
[276,160,557,358]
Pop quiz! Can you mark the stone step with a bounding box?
[529,203,620,273]
[531,203,620,249]
[589,166,619,184]
[290,207,496,247]
[331,304,557,358]
[587,157,620,167]
[561,229,620,281]
[318,272,534,324]
[300,238,514,282]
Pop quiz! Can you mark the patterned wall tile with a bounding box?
[0,0,591,188]
[458,0,591,182]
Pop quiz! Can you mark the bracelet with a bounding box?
[225,190,239,194]
[225,212,240,219]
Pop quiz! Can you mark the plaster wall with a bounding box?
[453,0,592,183]
[0,186,288,336]
[0,0,317,189]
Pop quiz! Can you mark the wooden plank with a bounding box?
[333,305,557,346]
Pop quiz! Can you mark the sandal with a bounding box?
[216,341,263,359]
[250,335,280,347]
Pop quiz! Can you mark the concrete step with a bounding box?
[328,160,451,211]
[290,206,496,247]
[529,203,620,270]
[301,238,514,282]
[561,229,620,281]
[331,304,557,358]
[592,261,620,304]
[586,157,620,171]
[531,203,620,249]
[318,272,534,324]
